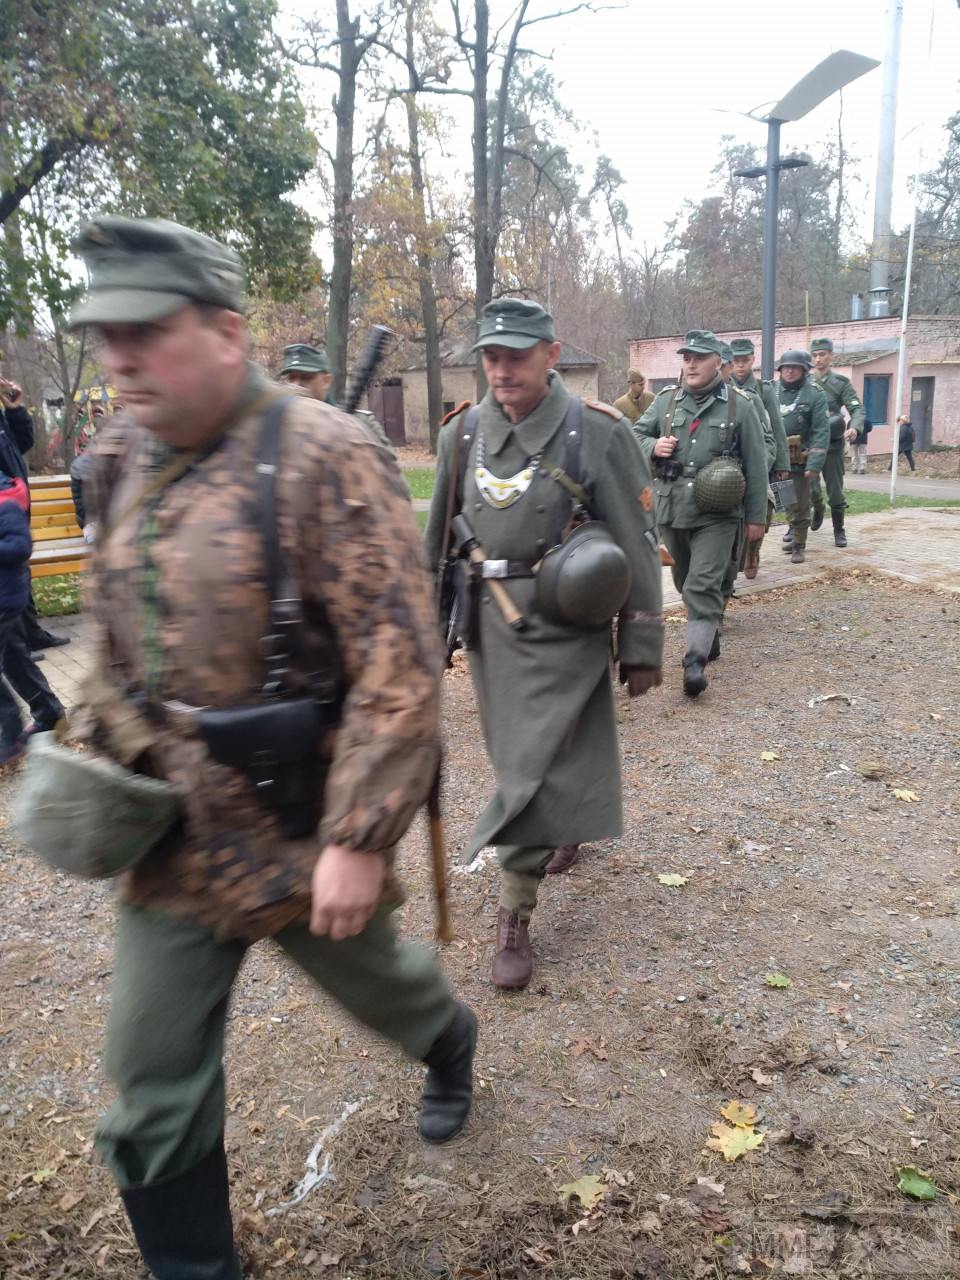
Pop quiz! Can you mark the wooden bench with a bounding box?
[28,475,90,579]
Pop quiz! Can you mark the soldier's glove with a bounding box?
[620,665,663,698]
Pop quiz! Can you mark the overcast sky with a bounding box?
[544,0,958,249]
[288,0,958,259]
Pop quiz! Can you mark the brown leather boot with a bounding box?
[492,909,532,990]
[545,843,581,874]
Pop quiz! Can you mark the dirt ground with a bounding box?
[864,450,960,481]
[2,572,959,1279]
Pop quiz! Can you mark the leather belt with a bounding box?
[481,558,537,579]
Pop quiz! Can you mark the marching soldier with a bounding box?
[62,216,476,1279]
[776,350,829,564]
[635,331,768,696]
[809,336,864,547]
[730,337,789,579]
[613,369,655,422]
[425,298,664,992]
[278,342,394,451]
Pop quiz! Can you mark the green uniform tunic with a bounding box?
[777,376,829,545]
[811,369,863,515]
[634,379,768,656]
[734,372,789,474]
[425,373,663,878]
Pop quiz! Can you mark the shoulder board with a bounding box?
[733,385,752,400]
[655,384,679,397]
[583,398,623,420]
[439,399,471,428]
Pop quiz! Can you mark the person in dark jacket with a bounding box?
[0,375,71,650]
[889,416,916,471]
[0,470,65,765]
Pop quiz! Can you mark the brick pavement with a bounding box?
[32,507,960,713]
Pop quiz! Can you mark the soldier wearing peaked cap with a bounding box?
[776,349,829,564]
[613,369,655,422]
[425,297,664,993]
[809,337,863,547]
[634,330,768,697]
[48,215,477,1278]
[278,342,394,452]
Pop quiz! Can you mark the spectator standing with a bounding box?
[0,469,65,764]
[890,416,916,471]
[613,369,655,422]
[850,415,873,474]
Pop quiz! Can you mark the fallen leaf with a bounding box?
[95,1244,111,1270]
[657,873,688,887]
[635,1210,662,1235]
[749,1068,776,1086]
[28,1168,56,1185]
[808,693,853,707]
[706,1123,764,1163]
[721,1100,758,1128]
[891,788,920,803]
[764,972,792,989]
[759,751,780,761]
[558,1174,605,1210]
[569,1038,608,1061]
[695,1176,726,1197]
[896,1165,938,1201]
[57,1190,84,1212]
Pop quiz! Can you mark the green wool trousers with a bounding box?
[662,521,739,628]
[95,902,455,1188]
[811,448,847,514]
[787,473,814,545]
[497,845,553,920]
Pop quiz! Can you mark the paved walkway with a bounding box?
[31,507,960,712]
[844,473,960,500]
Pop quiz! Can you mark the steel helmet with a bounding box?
[693,456,746,514]
[535,521,631,628]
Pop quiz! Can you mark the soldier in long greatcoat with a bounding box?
[425,299,664,991]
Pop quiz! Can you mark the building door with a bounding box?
[910,377,934,450]
[368,379,406,445]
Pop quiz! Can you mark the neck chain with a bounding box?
[474,430,543,510]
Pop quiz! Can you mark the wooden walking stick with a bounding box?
[426,759,453,942]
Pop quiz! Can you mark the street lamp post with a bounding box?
[734,51,880,380]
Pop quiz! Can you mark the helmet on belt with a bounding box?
[536,521,631,628]
[692,456,746,514]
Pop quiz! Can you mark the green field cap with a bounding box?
[677,330,724,356]
[68,216,245,328]
[810,337,834,352]
[279,344,331,375]
[729,337,755,356]
[473,298,557,351]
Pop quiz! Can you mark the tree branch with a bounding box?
[0,127,93,226]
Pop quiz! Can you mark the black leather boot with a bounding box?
[707,629,721,662]
[419,1002,477,1143]
[832,510,847,547]
[682,656,708,697]
[810,502,825,532]
[121,1138,242,1279]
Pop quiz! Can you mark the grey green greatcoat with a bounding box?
[424,373,663,862]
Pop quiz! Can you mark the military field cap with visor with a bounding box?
[776,349,812,370]
[729,337,755,356]
[677,329,724,357]
[67,215,246,329]
[472,298,557,351]
[810,337,834,353]
[279,343,331,376]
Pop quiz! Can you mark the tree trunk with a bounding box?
[327,0,360,401]
[404,3,444,450]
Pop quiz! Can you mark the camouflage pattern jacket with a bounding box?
[82,370,442,941]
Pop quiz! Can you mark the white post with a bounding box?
[889,155,920,505]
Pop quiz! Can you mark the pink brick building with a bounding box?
[628,316,960,452]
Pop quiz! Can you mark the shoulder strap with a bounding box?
[457,406,480,502]
[541,398,590,511]
[255,396,316,698]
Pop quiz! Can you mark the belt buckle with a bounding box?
[482,559,509,579]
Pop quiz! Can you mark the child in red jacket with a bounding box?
[0,473,65,765]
